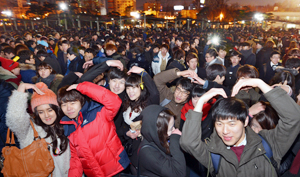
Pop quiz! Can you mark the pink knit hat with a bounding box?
[31,82,59,111]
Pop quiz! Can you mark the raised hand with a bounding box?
[194,88,227,113]
[177,70,197,78]
[83,60,93,69]
[232,78,272,97]
[106,60,124,71]
[66,84,78,91]
[172,128,182,136]
[17,83,45,95]
[74,72,83,78]
[249,102,266,116]
[127,66,145,75]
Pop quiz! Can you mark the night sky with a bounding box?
[136,0,286,10]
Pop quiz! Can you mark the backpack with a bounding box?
[209,134,279,177]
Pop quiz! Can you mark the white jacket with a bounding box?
[6,90,70,177]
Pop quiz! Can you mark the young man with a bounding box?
[81,38,90,49]
[259,51,282,84]
[224,50,242,90]
[154,68,195,128]
[216,45,227,66]
[58,82,130,176]
[186,52,207,79]
[152,44,172,75]
[175,37,184,48]
[57,40,70,75]
[205,48,223,68]
[3,47,18,61]
[180,78,300,177]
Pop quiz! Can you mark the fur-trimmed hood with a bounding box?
[19,63,36,71]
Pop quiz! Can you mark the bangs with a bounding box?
[211,97,248,124]
[57,86,85,106]
[125,74,140,88]
[38,62,52,70]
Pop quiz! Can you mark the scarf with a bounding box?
[240,48,254,59]
[37,74,55,88]
[123,106,142,125]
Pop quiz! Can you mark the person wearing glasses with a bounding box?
[154,68,195,128]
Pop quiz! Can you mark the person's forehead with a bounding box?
[216,117,239,123]
[177,85,187,91]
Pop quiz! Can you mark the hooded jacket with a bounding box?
[60,82,130,177]
[139,105,186,177]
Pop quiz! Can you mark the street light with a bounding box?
[130,12,140,19]
[2,10,12,17]
[59,2,68,11]
[254,13,264,21]
[220,13,224,21]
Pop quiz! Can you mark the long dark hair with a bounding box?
[33,104,68,155]
[123,74,148,112]
[156,109,175,155]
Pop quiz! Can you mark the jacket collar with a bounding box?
[208,126,266,169]
[61,101,102,124]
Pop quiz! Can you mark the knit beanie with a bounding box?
[0,57,19,71]
[31,82,59,111]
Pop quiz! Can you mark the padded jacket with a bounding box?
[60,82,130,177]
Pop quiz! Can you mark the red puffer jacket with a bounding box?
[60,82,130,177]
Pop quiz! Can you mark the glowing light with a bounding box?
[212,36,220,45]
[254,13,264,21]
[130,12,140,18]
[174,5,184,11]
[2,10,12,17]
[220,13,224,21]
[59,2,68,11]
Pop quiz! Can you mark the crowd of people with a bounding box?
[1,25,300,177]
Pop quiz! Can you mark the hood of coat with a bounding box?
[19,63,36,71]
[140,105,168,153]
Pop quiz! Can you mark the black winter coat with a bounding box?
[139,105,186,177]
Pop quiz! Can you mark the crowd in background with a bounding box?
[1,25,300,177]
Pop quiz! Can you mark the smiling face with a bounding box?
[215,117,248,146]
[60,101,82,120]
[126,86,141,101]
[109,78,126,95]
[36,104,57,125]
[174,85,190,104]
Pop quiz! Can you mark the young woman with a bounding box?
[32,62,64,94]
[122,66,159,171]
[6,82,70,177]
[139,105,186,177]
